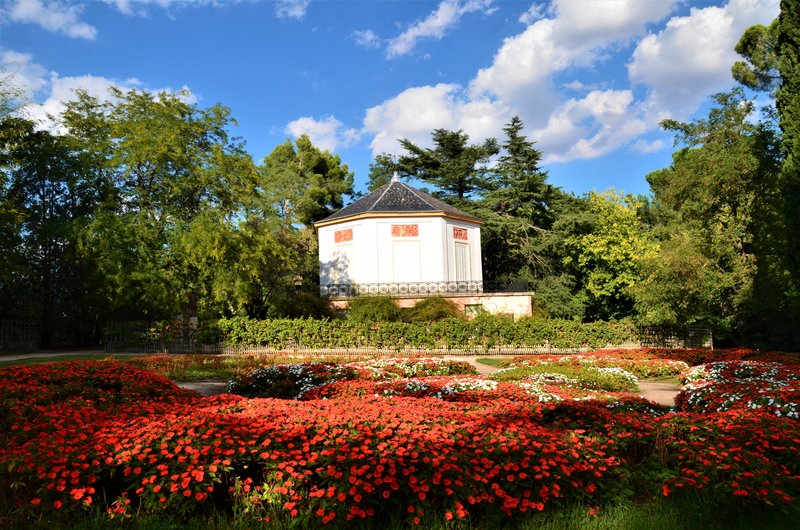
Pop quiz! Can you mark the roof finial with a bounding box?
[391,171,400,183]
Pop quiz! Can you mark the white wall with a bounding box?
[318,216,482,286]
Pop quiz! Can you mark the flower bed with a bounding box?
[676,361,800,419]
[500,350,689,379]
[2,354,799,526]
[226,358,478,399]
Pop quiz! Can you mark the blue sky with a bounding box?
[0,0,779,197]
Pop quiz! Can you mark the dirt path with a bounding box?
[638,380,681,407]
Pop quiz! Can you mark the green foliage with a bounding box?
[259,134,354,227]
[268,291,333,320]
[634,89,792,344]
[62,88,258,321]
[217,316,638,351]
[732,19,781,93]
[397,128,499,200]
[478,116,555,283]
[347,296,402,323]
[403,296,462,322]
[0,117,103,346]
[777,1,800,291]
[366,153,396,191]
[564,189,656,321]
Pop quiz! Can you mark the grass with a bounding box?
[475,357,510,368]
[0,354,134,367]
[6,496,798,529]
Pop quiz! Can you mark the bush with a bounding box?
[216,316,640,351]
[347,296,402,323]
[268,292,333,319]
[404,296,462,322]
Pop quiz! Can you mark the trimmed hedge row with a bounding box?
[217,316,638,351]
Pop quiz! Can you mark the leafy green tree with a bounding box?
[62,88,257,320]
[563,189,656,321]
[634,90,791,343]
[259,134,354,227]
[0,117,103,345]
[397,128,499,202]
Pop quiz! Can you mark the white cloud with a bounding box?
[4,0,98,39]
[386,0,495,58]
[518,2,546,25]
[363,0,679,162]
[362,83,508,155]
[1,49,49,96]
[470,0,678,108]
[274,0,310,20]
[353,29,381,49]
[629,0,779,117]
[1,48,196,131]
[630,138,666,154]
[533,90,647,162]
[285,115,360,152]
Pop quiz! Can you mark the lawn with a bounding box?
[1,349,798,529]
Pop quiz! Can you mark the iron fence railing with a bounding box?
[319,280,530,298]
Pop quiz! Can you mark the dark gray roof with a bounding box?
[316,179,482,225]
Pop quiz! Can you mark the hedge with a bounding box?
[216,316,638,351]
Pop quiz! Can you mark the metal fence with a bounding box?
[637,325,713,349]
[0,320,40,351]
[320,280,530,298]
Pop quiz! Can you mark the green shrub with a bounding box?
[268,292,333,319]
[404,296,462,322]
[347,296,402,323]
[216,316,639,351]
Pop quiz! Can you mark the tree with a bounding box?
[62,88,258,320]
[777,0,800,287]
[259,134,354,227]
[732,19,780,93]
[564,189,656,321]
[733,3,800,296]
[478,116,553,282]
[633,90,791,344]
[397,128,499,203]
[366,153,397,191]
[0,117,102,345]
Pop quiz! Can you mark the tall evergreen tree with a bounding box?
[479,116,553,282]
[777,0,800,287]
[397,129,499,203]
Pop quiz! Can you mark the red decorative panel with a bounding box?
[391,224,419,237]
[453,227,468,241]
[334,228,353,243]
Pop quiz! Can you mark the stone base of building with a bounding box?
[328,292,533,320]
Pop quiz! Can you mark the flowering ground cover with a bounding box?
[2,351,799,528]
[676,360,800,419]
[499,350,691,379]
